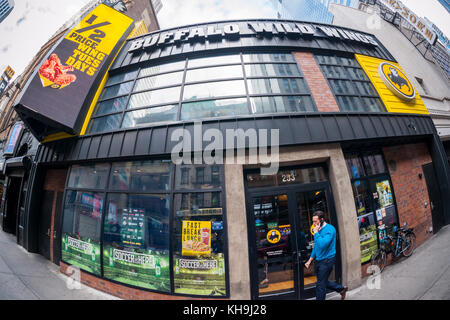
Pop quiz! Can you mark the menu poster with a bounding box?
[376,180,393,208]
[182,221,211,257]
[120,208,145,247]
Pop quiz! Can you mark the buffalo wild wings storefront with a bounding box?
[12,12,450,300]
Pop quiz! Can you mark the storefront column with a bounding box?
[224,163,251,300]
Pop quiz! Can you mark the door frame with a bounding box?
[244,166,341,300]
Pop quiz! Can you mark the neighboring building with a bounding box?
[152,0,163,14]
[0,2,160,252]
[330,2,450,161]
[0,0,14,23]
[437,0,450,13]
[272,0,359,23]
[6,16,450,301]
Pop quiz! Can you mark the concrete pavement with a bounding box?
[0,230,117,300]
[330,225,450,300]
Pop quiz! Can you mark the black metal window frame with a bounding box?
[314,54,387,113]
[60,160,231,298]
[343,149,400,265]
[86,50,317,135]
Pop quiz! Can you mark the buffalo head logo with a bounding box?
[387,67,410,92]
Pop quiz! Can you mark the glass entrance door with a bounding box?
[248,184,338,300]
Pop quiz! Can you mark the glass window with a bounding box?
[363,97,384,112]
[109,160,171,191]
[133,72,183,92]
[128,86,181,109]
[188,54,241,68]
[354,81,377,96]
[181,98,249,120]
[107,70,139,86]
[87,113,122,134]
[139,60,186,77]
[103,193,170,292]
[321,65,345,79]
[185,65,243,83]
[173,192,226,296]
[329,79,356,95]
[100,81,134,100]
[122,105,178,128]
[370,177,398,230]
[345,154,366,179]
[336,96,364,112]
[61,191,104,275]
[346,67,368,81]
[248,78,308,95]
[244,63,302,78]
[183,80,246,101]
[243,52,295,63]
[175,164,222,190]
[94,96,128,117]
[68,164,110,189]
[363,154,386,176]
[249,95,315,114]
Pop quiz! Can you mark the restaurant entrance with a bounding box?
[245,165,341,300]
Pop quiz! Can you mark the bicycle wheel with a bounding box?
[370,249,386,274]
[402,232,416,257]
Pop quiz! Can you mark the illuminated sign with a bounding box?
[4,122,24,155]
[379,62,415,101]
[14,4,134,140]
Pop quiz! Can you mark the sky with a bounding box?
[0,0,448,80]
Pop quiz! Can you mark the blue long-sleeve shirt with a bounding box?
[310,223,336,261]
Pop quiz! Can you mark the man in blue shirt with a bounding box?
[305,211,348,300]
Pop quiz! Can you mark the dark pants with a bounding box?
[315,256,344,300]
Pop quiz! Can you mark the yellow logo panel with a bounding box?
[355,54,428,115]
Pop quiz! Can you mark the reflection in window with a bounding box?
[175,164,222,190]
[128,86,181,109]
[245,63,302,78]
[243,53,295,63]
[133,72,183,92]
[107,70,138,86]
[109,160,171,191]
[100,81,134,100]
[94,96,128,117]
[139,60,186,77]
[173,192,226,296]
[183,80,246,101]
[250,95,315,114]
[68,164,110,189]
[103,193,170,292]
[185,65,243,83]
[122,105,178,128]
[181,98,249,120]
[248,78,308,95]
[87,113,122,134]
[188,54,241,68]
[61,191,104,275]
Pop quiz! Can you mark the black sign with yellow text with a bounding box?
[14,4,134,140]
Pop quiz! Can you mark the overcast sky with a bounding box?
[0,0,448,80]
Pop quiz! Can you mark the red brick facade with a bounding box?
[383,143,434,246]
[293,51,340,112]
[60,262,227,300]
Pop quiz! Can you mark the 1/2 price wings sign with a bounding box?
[14,4,134,140]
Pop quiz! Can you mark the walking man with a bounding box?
[305,211,348,300]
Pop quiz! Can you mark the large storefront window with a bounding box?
[172,164,226,297]
[87,51,316,133]
[345,152,398,264]
[61,161,228,297]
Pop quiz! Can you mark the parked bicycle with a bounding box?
[370,222,416,274]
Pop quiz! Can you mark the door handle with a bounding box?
[53,230,57,239]
[46,228,51,237]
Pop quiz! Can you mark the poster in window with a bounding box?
[182,221,211,257]
[376,180,393,208]
[61,233,101,275]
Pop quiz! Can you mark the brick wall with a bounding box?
[293,52,340,112]
[383,143,434,246]
[60,262,227,300]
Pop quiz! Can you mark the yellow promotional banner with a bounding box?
[15,4,134,140]
[182,221,212,257]
[355,54,428,115]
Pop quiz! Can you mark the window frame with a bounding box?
[60,160,231,298]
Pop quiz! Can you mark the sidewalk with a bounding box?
[0,230,117,300]
[330,225,450,300]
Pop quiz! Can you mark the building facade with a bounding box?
[0,0,14,23]
[6,16,449,301]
